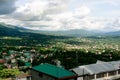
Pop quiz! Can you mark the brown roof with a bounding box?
[0,59,6,64]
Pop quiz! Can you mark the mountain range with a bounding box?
[0,23,70,46]
[0,23,120,37]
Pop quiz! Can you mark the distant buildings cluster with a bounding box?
[0,48,120,80]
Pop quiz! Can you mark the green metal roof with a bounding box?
[19,60,31,67]
[8,50,14,54]
[25,62,31,67]
[32,63,75,78]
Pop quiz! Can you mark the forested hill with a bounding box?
[0,23,67,38]
[0,24,20,37]
[0,23,68,46]
[0,23,48,37]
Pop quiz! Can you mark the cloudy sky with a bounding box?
[0,0,120,31]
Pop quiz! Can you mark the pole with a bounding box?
[76,51,78,64]
[83,68,84,80]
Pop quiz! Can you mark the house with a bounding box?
[16,73,31,80]
[31,63,77,80]
[0,59,6,64]
[71,60,120,80]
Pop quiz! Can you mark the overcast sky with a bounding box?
[0,0,120,31]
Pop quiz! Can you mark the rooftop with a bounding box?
[72,60,120,75]
[0,59,6,64]
[25,62,31,67]
[32,63,75,78]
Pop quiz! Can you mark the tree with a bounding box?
[0,69,20,78]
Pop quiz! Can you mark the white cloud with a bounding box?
[0,15,20,25]
[12,0,70,21]
[104,18,120,32]
[74,6,90,17]
[0,0,120,31]
[10,2,119,31]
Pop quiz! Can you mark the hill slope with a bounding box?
[0,23,68,46]
[106,31,120,36]
[27,29,102,37]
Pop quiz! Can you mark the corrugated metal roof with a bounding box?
[72,61,120,75]
[108,61,120,69]
[72,66,89,75]
[32,63,75,78]
[85,63,115,74]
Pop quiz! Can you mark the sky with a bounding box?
[0,0,120,32]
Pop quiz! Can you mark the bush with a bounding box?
[0,69,20,78]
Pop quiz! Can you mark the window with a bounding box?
[118,69,120,74]
[89,75,94,79]
[96,73,105,78]
[104,73,107,77]
[108,71,116,76]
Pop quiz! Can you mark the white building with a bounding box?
[71,60,120,80]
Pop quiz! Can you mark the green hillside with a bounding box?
[0,23,68,46]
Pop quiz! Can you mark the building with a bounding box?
[31,63,77,80]
[71,60,120,80]
[0,59,6,64]
[16,73,31,80]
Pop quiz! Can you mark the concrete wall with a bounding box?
[77,70,120,80]
[31,70,55,80]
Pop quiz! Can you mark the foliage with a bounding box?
[0,69,20,78]
[0,65,6,70]
[17,60,25,67]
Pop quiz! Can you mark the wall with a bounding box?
[31,70,55,80]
